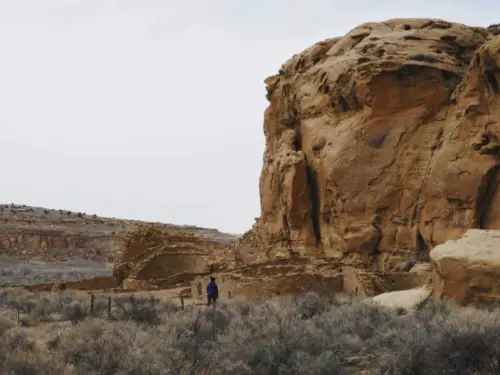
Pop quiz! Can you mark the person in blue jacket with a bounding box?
[207,276,219,306]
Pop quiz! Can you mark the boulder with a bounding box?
[430,229,500,304]
[370,285,432,311]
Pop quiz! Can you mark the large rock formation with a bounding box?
[430,229,500,304]
[247,19,500,272]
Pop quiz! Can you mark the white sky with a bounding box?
[0,1,498,234]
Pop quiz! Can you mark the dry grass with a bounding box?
[0,290,500,374]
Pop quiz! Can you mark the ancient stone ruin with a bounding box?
[26,19,500,306]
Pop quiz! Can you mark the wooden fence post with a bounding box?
[90,294,95,314]
[180,295,185,310]
[107,296,112,318]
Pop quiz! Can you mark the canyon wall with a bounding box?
[0,229,122,262]
[0,204,236,262]
[244,19,500,272]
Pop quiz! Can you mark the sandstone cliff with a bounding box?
[0,204,236,262]
[248,19,500,272]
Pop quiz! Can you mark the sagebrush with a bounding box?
[1,290,500,374]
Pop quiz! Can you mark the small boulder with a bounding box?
[369,285,432,311]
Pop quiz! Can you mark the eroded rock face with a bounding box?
[430,229,500,304]
[252,18,500,270]
[0,230,122,262]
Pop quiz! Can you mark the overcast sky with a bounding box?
[0,1,498,234]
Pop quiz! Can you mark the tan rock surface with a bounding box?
[430,229,500,304]
[248,18,500,272]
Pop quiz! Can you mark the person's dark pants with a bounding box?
[207,295,217,306]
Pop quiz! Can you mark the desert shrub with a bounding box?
[30,294,76,322]
[0,328,69,373]
[293,291,331,319]
[0,329,35,372]
[0,316,14,335]
[0,350,71,375]
[51,319,132,375]
[211,298,347,375]
[62,301,87,324]
[111,295,179,324]
[2,291,500,373]
[377,303,500,374]
[0,291,85,323]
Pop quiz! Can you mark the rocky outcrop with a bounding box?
[249,18,500,272]
[430,229,500,304]
[0,229,122,262]
[112,227,235,291]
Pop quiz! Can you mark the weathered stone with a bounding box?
[344,225,380,254]
[430,229,500,304]
[251,18,500,268]
[369,285,432,311]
